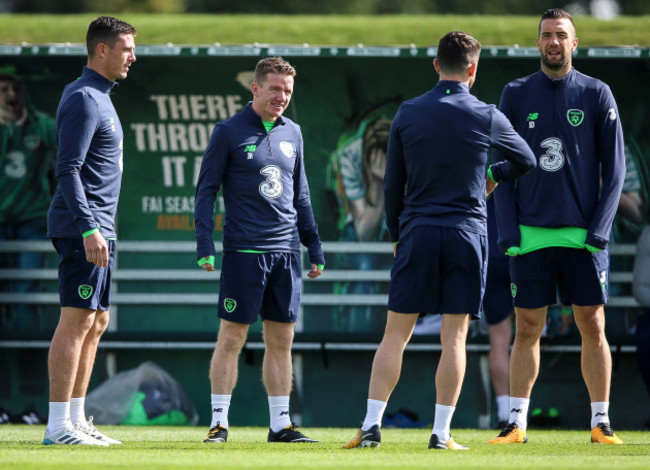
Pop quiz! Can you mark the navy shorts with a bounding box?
[483,256,513,325]
[52,238,116,311]
[217,251,301,325]
[388,225,486,318]
[510,247,609,309]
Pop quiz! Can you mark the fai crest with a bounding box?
[24,134,41,151]
[566,109,584,127]
[78,285,93,300]
[510,283,517,298]
[279,141,295,158]
[223,298,237,313]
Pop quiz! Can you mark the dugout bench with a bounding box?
[0,240,643,429]
[0,239,641,352]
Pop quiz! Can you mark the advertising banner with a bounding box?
[3,45,648,243]
[2,45,649,334]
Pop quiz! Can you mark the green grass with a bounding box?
[1,425,649,469]
[0,14,650,47]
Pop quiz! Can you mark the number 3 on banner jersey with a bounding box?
[259,165,283,199]
[4,151,27,179]
[539,137,565,172]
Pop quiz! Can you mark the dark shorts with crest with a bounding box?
[388,225,486,318]
[510,247,609,309]
[52,237,116,311]
[217,251,301,325]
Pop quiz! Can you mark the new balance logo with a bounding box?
[511,408,523,413]
[279,411,289,416]
[213,408,223,413]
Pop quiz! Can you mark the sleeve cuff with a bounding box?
[198,255,215,267]
[487,166,497,184]
[82,227,99,238]
[585,244,603,253]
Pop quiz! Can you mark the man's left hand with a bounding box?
[307,264,323,279]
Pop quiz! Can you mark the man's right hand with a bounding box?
[199,257,215,271]
[505,246,521,257]
[83,231,109,268]
[486,178,498,196]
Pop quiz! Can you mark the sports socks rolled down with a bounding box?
[590,401,610,428]
[268,395,291,432]
[70,397,86,424]
[362,399,387,431]
[509,397,530,431]
[46,401,70,434]
[210,394,231,429]
[496,394,510,423]
[432,404,455,441]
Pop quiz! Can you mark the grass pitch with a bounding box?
[1,425,649,469]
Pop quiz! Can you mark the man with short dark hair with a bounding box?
[195,56,324,444]
[487,9,625,445]
[342,31,535,450]
[44,16,136,446]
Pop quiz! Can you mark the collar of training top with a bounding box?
[80,66,119,93]
[243,101,287,128]
[434,80,470,95]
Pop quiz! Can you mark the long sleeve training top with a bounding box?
[493,68,625,253]
[194,103,324,265]
[48,67,123,239]
[384,80,536,243]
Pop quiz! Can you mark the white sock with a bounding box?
[70,397,86,425]
[268,396,291,432]
[361,399,387,430]
[432,404,455,441]
[47,402,70,433]
[591,401,610,428]
[210,394,231,429]
[496,394,510,423]
[509,397,530,431]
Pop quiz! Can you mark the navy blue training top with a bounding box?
[194,103,325,265]
[493,68,625,252]
[48,67,123,239]
[384,80,536,243]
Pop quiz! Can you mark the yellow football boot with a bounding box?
[428,434,469,450]
[342,425,381,449]
[487,423,528,444]
[591,423,623,445]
